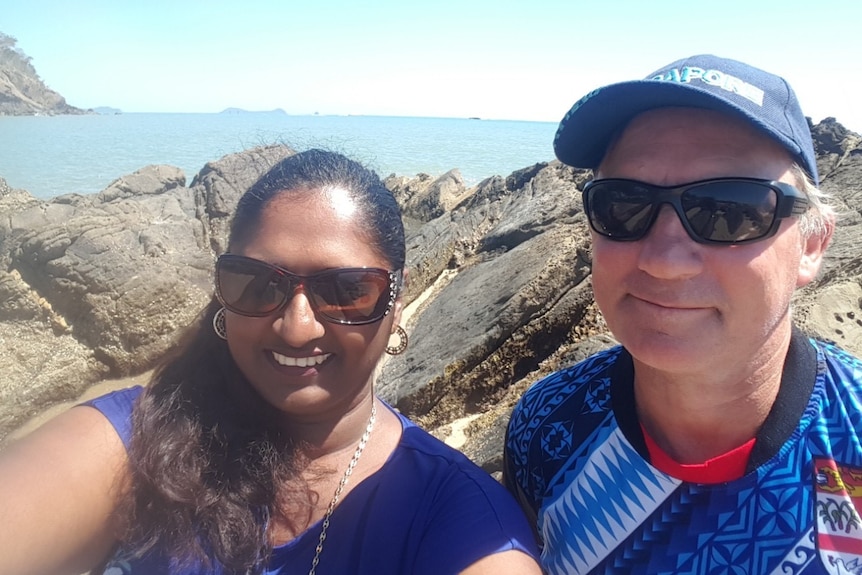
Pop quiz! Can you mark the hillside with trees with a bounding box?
[0,32,88,115]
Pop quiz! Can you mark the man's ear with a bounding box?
[797,217,834,287]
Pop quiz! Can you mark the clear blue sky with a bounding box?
[4,0,861,130]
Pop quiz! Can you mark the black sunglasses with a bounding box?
[582,178,809,245]
[215,254,400,325]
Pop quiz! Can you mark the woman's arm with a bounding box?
[0,404,129,575]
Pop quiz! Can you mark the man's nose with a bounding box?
[636,205,705,280]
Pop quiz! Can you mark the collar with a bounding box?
[611,325,817,476]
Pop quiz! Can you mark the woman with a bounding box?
[0,150,541,575]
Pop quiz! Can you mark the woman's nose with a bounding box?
[272,289,326,346]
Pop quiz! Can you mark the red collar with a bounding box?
[641,424,755,484]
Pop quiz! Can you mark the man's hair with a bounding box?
[791,163,835,239]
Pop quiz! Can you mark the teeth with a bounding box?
[272,351,331,367]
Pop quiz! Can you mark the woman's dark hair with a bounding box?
[122,149,406,573]
[231,148,405,269]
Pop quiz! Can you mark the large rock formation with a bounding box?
[0,146,292,436]
[794,119,862,354]
[0,32,88,116]
[1,121,861,479]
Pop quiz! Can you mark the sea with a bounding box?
[0,112,560,200]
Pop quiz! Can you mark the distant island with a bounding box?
[220,107,288,115]
[0,31,90,116]
[93,106,122,115]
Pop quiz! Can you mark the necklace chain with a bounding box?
[308,400,377,575]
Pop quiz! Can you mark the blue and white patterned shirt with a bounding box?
[505,329,862,574]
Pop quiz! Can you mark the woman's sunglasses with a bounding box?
[582,177,810,245]
[215,254,400,325]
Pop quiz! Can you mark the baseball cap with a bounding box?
[553,54,819,185]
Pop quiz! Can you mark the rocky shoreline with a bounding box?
[2,119,861,472]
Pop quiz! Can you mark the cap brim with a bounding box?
[553,80,795,170]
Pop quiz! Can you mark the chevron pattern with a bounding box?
[540,428,679,574]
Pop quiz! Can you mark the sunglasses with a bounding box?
[215,254,400,325]
[582,178,809,245]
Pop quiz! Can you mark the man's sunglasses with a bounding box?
[215,254,400,325]
[582,178,809,245]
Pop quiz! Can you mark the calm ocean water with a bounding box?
[0,113,559,200]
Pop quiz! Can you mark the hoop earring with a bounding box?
[385,325,408,355]
[213,307,227,340]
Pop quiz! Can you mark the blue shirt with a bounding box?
[505,331,862,574]
[88,386,539,574]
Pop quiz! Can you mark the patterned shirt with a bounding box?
[504,329,862,574]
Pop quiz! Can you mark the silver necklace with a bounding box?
[308,400,377,575]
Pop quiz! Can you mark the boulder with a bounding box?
[1,120,861,473]
[0,145,293,440]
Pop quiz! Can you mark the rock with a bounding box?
[812,117,862,179]
[0,319,108,435]
[0,145,294,441]
[386,169,472,223]
[795,121,862,351]
[0,177,40,214]
[97,165,186,203]
[1,119,862,469]
[190,144,294,254]
[796,281,862,353]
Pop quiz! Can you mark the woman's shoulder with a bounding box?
[386,404,509,495]
[389,406,472,463]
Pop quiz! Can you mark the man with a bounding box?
[504,54,862,574]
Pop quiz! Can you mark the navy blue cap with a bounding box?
[553,54,819,185]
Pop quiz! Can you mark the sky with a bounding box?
[4,0,861,131]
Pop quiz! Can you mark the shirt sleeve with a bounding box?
[80,386,143,448]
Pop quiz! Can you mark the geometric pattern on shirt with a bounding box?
[540,426,679,574]
[509,340,862,574]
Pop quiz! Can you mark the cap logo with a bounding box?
[651,66,765,106]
